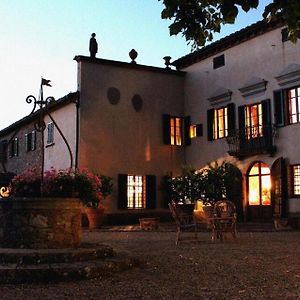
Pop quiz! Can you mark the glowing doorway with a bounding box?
[247,162,272,221]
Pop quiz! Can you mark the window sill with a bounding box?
[46,142,55,148]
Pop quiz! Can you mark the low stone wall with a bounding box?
[0,197,82,249]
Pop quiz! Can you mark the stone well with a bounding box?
[0,197,82,249]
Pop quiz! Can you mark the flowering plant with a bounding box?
[10,167,106,208]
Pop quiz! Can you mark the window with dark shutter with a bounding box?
[273,90,286,127]
[31,130,36,151]
[184,116,191,146]
[0,140,7,163]
[213,54,225,69]
[146,175,156,209]
[196,124,203,137]
[118,174,128,209]
[207,109,214,141]
[162,114,171,145]
[227,103,236,136]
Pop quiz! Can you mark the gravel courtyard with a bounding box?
[1,228,300,300]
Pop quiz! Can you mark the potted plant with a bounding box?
[163,165,204,214]
[83,173,113,230]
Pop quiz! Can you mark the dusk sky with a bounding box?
[0,0,271,130]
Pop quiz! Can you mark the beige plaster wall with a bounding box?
[77,61,185,212]
[183,26,300,213]
[43,102,77,171]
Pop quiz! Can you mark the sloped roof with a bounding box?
[0,92,78,137]
[173,18,284,69]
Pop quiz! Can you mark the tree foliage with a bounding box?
[160,0,300,48]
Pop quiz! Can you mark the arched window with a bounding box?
[248,162,271,206]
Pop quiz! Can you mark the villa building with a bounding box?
[1,18,300,224]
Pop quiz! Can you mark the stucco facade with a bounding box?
[2,19,300,224]
[75,57,185,212]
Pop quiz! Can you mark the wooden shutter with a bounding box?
[162,114,171,145]
[31,130,36,150]
[227,103,236,136]
[238,105,245,130]
[196,124,203,137]
[0,140,7,163]
[271,157,288,218]
[262,99,271,145]
[184,116,191,146]
[207,109,214,141]
[146,175,156,209]
[273,90,286,127]
[118,174,128,209]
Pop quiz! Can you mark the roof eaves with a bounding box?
[173,18,284,69]
[0,92,78,137]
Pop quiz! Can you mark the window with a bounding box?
[213,106,228,139]
[10,138,19,157]
[274,86,300,126]
[127,175,145,209]
[207,103,235,141]
[25,130,36,152]
[213,54,225,69]
[162,115,191,146]
[292,165,300,196]
[287,87,300,124]
[245,103,263,139]
[170,117,182,145]
[118,174,156,209]
[47,122,54,145]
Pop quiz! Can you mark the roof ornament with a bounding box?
[129,49,138,64]
[163,56,172,69]
[89,33,98,58]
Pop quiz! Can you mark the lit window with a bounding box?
[127,175,146,209]
[47,123,54,145]
[288,87,300,124]
[213,107,228,139]
[245,103,263,139]
[248,162,271,206]
[292,165,300,196]
[190,125,197,138]
[170,117,182,145]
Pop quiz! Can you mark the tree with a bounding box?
[160,0,300,48]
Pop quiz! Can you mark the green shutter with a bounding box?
[262,99,272,146]
[207,109,214,141]
[227,103,236,136]
[273,90,285,127]
[0,140,7,163]
[162,114,171,145]
[31,130,36,151]
[118,174,128,209]
[196,124,203,137]
[184,116,191,146]
[146,175,156,209]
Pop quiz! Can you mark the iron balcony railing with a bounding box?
[226,124,277,159]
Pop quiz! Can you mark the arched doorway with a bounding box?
[247,161,272,222]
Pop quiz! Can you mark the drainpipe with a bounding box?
[75,91,80,169]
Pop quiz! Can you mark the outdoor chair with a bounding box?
[168,201,198,245]
[212,200,237,242]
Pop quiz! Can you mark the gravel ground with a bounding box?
[1,229,300,300]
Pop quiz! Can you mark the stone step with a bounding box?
[0,243,115,265]
[0,253,141,283]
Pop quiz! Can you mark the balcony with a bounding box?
[226,125,277,159]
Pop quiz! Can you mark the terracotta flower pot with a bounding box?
[85,206,105,229]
